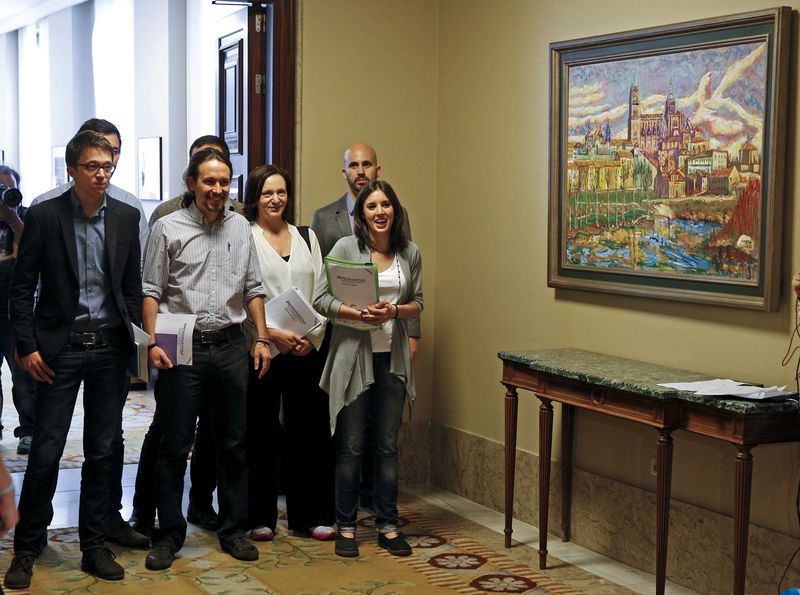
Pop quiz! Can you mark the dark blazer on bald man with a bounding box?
[10,188,142,361]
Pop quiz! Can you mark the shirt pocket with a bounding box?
[225,244,246,278]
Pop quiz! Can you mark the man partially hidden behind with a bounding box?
[142,147,271,570]
[5,131,142,588]
[0,166,37,455]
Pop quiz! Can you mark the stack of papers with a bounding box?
[657,379,793,400]
[264,286,325,356]
[155,313,198,365]
[324,256,379,331]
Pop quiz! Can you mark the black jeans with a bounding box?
[246,347,334,531]
[131,379,217,527]
[0,312,37,437]
[14,334,129,554]
[152,330,249,550]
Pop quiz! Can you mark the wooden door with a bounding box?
[216,2,295,210]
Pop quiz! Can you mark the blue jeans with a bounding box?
[14,335,129,554]
[335,353,405,534]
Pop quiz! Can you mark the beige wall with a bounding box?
[298,0,439,421]
[299,0,800,535]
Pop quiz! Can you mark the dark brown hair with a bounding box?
[353,179,408,253]
[181,147,233,207]
[242,164,294,223]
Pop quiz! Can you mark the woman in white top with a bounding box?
[242,165,335,542]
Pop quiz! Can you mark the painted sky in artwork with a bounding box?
[567,41,767,155]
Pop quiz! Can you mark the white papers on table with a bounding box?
[324,256,379,331]
[658,379,793,400]
[264,286,325,356]
[155,313,197,365]
[129,323,150,383]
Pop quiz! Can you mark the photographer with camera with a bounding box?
[0,165,36,455]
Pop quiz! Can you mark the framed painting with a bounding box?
[137,136,162,201]
[547,8,790,311]
[52,146,67,187]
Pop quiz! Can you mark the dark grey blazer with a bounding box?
[310,194,352,258]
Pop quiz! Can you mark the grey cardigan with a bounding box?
[313,236,424,434]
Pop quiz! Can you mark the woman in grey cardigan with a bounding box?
[314,180,423,559]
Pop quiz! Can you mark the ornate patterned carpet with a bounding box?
[0,493,633,594]
[0,387,154,474]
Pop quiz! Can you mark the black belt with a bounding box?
[68,328,119,347]
[192,324,242,345]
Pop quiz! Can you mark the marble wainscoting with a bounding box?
[398,418,431,485]
[428,423,800,595]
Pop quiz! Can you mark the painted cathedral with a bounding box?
[626,75,694,157]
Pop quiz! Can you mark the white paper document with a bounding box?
[155,313,197,365]
[264,286,325,356]
[658,378,793,400]
[129,323,150,383]
[324,256,379,331]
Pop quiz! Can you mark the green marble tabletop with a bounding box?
[498,348,800,414]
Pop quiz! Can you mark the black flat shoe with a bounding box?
[378,532,412,556]
[334,533,359,558]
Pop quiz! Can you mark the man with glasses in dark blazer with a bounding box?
[4,131,142,588]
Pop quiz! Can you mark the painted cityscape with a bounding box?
[563,41,767,284]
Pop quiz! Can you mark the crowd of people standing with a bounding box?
[0,119,423,589]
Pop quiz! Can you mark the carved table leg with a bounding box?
[503,384,518,549]
[539,397,554,569]
[561,404,574,542]
[655,428,673,595]
[733,446,752,595]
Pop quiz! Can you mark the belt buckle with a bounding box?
[79,332,97,346]
[200,330,216,345]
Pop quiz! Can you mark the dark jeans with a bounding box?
[14,336,129,554]
[335,353,405,534]
[132,378,217,527]
[152,330,249,550]
[246,347,334,531]
[0,313,37,437]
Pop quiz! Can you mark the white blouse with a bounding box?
[251,223,327,350]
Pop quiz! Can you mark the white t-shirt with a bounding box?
[370,255,405,353]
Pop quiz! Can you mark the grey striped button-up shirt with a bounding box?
[142,202,265,331]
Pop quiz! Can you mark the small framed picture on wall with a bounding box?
[137,137,162,200]
[52,146,68,187]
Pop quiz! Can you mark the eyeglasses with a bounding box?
[76,163,116,174]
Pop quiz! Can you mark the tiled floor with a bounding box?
[1,462,696,594]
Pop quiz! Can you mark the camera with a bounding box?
[0,184,22,208]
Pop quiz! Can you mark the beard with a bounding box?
[347,175,369,196]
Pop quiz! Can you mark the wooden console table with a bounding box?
[498,348,800,595]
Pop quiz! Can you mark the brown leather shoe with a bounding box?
[81,547,124,581]
[105,515,150,549]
